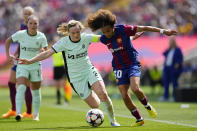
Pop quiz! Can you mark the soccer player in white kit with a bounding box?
[19,20,120,126]
[5,15,48,121]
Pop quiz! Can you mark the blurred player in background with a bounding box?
[52,49,67,105]
[18,20,120,126]
[5,15,48,121]
[2,6,34,119]
[52,36,72,105]
[87,9,177,127]
[160,36,183,102]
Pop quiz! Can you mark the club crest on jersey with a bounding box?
[36,42,39,46]
[117,38,122,43]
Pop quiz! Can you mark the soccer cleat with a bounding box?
[15,114,22,122]
[111,121,120,126]
[21,112,33,118]
[131,119,144,127]
[2,109,16,118]
[33,114,39,121]
[145,104,157,118]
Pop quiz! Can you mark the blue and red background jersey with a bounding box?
[20,22,27,30]
[100,24,140,70]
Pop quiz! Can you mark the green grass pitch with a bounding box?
[0,86,196,131]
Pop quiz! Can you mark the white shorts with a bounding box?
[71,67,103,99]
[16,66,42,82]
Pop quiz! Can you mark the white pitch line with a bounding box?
[46,104,197,128]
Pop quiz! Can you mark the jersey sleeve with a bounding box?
[41,34,48,48]
[124,24,137,36]
[99,35,107,44]
[84,33,100,45]
[11,31,21,42]
[52,38,66,53]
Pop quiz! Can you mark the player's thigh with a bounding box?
[118,84,130,97]
[88,66,105,94]
[129,76,140,91]
[29,68,42,83]
[9,68,16,83]
[128,64,141,90]
[31,81,41,90]
[84,91,100,108]
[16,66,29,86]
[72,80,91,100]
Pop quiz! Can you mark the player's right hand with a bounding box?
[7,55,16,65]
[17,58,31,65]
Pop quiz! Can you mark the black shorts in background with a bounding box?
[53,66,66,80]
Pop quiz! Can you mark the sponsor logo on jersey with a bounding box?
[68,51,87,59]
[21,46,39,52]
[109,47,124,53]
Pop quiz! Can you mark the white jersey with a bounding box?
[52,33,96,82]
[12,30,48,69]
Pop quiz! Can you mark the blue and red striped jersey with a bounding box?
[100,24,140,69]
[20,22,27,30]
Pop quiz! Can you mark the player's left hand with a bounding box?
[164,29,177,36]
[17,58,32,65]
[133,32,144,40]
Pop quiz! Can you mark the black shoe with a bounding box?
[15,114,22,122]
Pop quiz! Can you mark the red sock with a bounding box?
[8,82,16,111]
[131,109,142,120]
[25,87,32,114]
[140,96,148,106]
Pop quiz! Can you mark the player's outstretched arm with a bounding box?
[136,26,177,36]
[18,48,55,65]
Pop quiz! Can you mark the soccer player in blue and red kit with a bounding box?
[2,6,34,119]
[87,9,177,127]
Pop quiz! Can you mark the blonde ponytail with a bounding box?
[57,20,84,36]
[57,23,69,36]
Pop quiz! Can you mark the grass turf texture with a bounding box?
[0,86,196,131]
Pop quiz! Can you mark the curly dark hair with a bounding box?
[87,9,117,31]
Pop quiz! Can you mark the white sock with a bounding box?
[16,84,26,115]
[32,89,41,117]
[101,97,116,123]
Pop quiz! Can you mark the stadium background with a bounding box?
[0,0,197,86]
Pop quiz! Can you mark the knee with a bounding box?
[121,91,130,100]
[92,104,99,109]
[131,85,140,94]
[90,101,100,108]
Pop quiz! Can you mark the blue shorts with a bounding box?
[113,64,141,86]
[11,65,17,71]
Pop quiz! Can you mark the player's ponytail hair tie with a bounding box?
[57,20,84,36]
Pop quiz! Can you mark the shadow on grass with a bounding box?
[25,126,131,130]
[0,118,34,123]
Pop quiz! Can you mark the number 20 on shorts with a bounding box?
[114,70,122,79]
